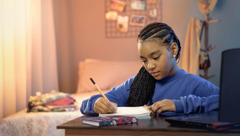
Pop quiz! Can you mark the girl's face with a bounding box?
[138,39,178,80]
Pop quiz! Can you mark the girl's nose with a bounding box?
[147,61,155,70]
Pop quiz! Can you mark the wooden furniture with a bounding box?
[57,116,240,136]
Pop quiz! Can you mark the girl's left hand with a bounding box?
[149,99,176,114]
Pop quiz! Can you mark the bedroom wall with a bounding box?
[53,0,240,93]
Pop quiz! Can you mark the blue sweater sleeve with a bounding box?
[80,76,135,115]
[80,94,102,115]
[173,78,219,114]
[174,94,219,114]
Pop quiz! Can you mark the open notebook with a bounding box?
[99,106,151,119]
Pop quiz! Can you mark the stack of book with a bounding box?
[82,116,138,126]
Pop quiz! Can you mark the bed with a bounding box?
[0,59,142,136]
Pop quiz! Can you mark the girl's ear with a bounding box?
[170,42,178,58]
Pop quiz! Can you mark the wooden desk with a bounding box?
[57,116,240,136]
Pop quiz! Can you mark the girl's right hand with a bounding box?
[93,97,117,114]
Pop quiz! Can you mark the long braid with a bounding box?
[127,22,181,106]
[127,67,156,106]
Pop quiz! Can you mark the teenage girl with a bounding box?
[80,22,219,115]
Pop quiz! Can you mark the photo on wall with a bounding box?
[117,16,129,32]
[105,11,118,20]
[131,0,146,10]
[130,15,146,26]
[110,0,126,13]
[148,8,157,19]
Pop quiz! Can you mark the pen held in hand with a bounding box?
[90,78,109,100]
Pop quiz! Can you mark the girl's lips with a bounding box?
[151,72,159,77]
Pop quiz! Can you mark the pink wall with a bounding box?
[54,0,140,93]
[53,0,200,93]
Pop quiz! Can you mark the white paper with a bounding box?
[99,106,151,118]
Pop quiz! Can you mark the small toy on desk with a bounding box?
[82,116,138,127]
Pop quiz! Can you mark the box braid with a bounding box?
[127,22,181,106]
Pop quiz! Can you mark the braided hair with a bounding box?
[127,22,181,106]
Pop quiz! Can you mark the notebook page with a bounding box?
[99,106,151,117]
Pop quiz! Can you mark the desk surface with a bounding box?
[58,116,240,136]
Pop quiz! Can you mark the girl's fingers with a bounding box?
[94,97,117,114]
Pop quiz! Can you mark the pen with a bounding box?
[90,78,109,100]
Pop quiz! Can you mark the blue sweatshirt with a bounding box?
[80,69,219,115]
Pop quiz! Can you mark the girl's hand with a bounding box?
[93,97,117,114]
[149,99,176,114]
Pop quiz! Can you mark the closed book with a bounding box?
[82,116,138,126]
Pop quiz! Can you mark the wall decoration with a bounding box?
[105,11,118,20]
[117,16,129,32]
[110,0,127,13]
[105,0,162,38]
[148,8,157,19]
[130,15,146,26]
[131,0,146,10]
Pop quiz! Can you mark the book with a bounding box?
[99,106,151,119]
[82,116,138,126]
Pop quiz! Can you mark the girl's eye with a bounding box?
[153,56,159,60]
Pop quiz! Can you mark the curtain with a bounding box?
[0,0,58,119]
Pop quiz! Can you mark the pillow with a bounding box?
[77,59,142,93]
